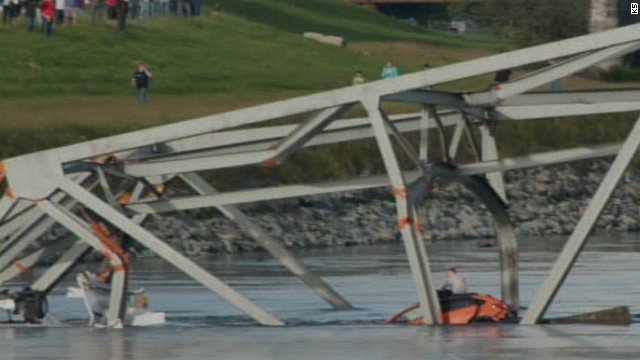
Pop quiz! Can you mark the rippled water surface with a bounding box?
[2,234,640,359]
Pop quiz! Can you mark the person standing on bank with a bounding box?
[25,0,40,31]
[352,70,365,85]
[40,0,56,35]
[440,267,467,294]
[116,0,128,31]
[380,60,399,79]
[493,68,512,85]
[132,63,152,104]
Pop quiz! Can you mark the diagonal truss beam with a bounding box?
[31,241,91,293]
[179,173,353,310]
[367,101,441,325]
[521,114,640,324]
[468,42,640,105]
[59,178,285,326]
[270,105,353,163]
[38,199,128,328]
[0,248,46,286]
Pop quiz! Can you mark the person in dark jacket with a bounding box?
[116,0,128,31]
[493,68,512,84]
[24,0,40,31]
[131,63,152,103]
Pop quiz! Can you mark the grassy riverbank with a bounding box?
[2,0,638,185]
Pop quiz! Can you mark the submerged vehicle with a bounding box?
[0,287,48,324]
[387,292,515,325]
[68,272,165,328]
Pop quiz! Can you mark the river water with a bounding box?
[2,233,640,359]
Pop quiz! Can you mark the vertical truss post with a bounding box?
[366,100,440,325]
[96,167,119,208]
[433,163,519,309]
[458,175,518,308]
[479,123,507,202]
[521,115,640,324]
[462,115,481,162]
[179,173,353,310]
[31,241,91,292]
[417,107,430,240]
[59,178,285,326]
[419,106,430,161]
[430,107,451,163]
[448,115,465,161]
[38,200,128,328]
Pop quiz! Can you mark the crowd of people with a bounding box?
[1,0,212,34]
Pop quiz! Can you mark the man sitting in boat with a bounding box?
[440,267,467,295]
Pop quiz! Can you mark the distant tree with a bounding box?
[448,0,590,46]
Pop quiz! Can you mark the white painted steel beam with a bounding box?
[501,89,640,107]
[124,150,272,178]
[419,107,430,161]
[125,175,408,214]
[59,178,285,326]
[458,142,622,177]
[126,142,620,215]
[0,248,46,285]
[492,102,640,121]
[0,209,60,276]
[105,112,455,167]
[0,201,34,240]
[271,105,352,163]
[129,99,640,166]
[380,110,422,169]
[180,173,353,310]
[38,200,128,328]
[31,241,91,292]
[382,90,466,107]
[0,174,92,239]
[448,116,466,161]
[521,114,640,324]
[130,114,419,161]
[0,196,17,224]
[367,102,441,325]
[107,93,638,172]
[480,125,507,203]
[468,42,640,106]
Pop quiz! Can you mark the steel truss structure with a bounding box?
[1,24,640,327]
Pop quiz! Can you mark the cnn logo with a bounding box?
[633,3,639,14]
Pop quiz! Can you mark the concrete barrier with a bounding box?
[303,32,346,47]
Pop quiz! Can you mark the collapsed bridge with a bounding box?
[1,23,640,327]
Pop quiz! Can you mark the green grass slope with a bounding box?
[215,0,504,48]
[0,14,382,99]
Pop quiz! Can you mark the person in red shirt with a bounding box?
[40,0,56,35]
[107,0,117,21]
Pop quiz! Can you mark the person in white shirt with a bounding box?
[440,267,467,294]
[55,0,64,24]
[2,0,11,24]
